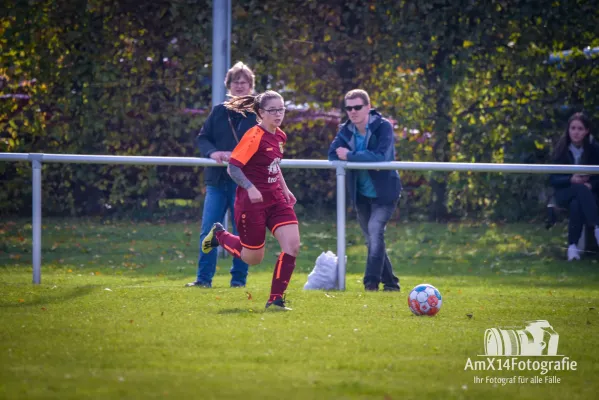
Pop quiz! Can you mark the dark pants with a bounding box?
[554,183,599,245]
[355,194,400,290]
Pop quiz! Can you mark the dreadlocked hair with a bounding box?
[224,90,283,121]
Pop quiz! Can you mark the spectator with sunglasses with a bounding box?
[328,89,402,292]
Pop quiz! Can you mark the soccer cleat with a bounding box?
[185,281,211,288]
[567,244,580,261]
[201,222,225,254]
[265,297,292,311]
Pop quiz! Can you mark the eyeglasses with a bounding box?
[262,107,286,115]
[345,105,365,112]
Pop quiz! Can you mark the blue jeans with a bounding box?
[196,182,248,287]
[356,195,400,290]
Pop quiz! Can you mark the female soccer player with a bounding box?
[201,90,300,311]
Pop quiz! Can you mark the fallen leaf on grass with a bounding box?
[18,299,24,303]
[41,307,46,311]
[466,313,473,319]
[246,292,253,300]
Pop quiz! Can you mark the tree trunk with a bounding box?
[427,56,452,222]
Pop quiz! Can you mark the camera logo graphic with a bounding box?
[484,320,560,356]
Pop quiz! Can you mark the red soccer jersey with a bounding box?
[229,125,287,193]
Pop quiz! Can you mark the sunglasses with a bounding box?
[344,105,365,112]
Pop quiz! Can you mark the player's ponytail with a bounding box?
[224,90,283,122]
[224,95,258,117]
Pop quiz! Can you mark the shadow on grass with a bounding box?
[3,218,599,286]
[217,308,262,315]
[0,284,97,308]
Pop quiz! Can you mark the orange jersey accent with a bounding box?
[275,253,284,279]
[230,126,264,165]
[229,125,287,193]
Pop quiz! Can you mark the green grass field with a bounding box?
[1,218,598,399]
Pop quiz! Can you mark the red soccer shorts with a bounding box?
[234,189,298,250]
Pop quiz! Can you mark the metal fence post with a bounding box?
[211,0,231,107]
[29,154,43,284]
[335,163,347,290]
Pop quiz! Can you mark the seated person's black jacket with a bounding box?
[549,141,599,194]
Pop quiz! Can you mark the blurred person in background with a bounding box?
[186,62,257,288]
[550,112,599,261]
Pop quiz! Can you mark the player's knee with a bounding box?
[283,239,300,257]
[246,257,263,266]
[243,250,264,265]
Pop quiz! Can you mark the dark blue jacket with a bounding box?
[328,109,402,206]
[196,104,257,186]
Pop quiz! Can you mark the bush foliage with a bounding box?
[2,0,598,220]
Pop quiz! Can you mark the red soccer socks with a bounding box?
[268,252,296,302]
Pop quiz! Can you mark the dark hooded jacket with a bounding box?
[196,104,258,186]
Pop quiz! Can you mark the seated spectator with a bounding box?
[550,112,599,261]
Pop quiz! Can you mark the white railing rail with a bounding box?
[3,152,599,288]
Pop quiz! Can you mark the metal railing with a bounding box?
[3,152,599,288]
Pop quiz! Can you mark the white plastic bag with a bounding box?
[303,251,339,290]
